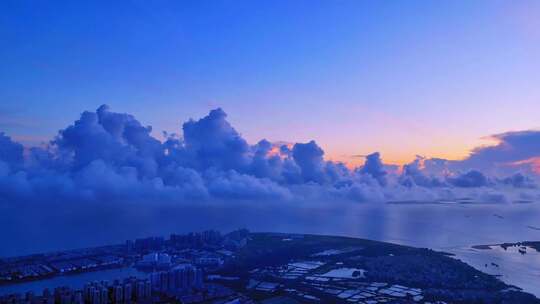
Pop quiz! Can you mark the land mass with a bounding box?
[1,231,538,304]
[213,232,539,303]
[472,241,540,253]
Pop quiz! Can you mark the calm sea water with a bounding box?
[449,245,540,298]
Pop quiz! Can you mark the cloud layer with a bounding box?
[1,105,539,206]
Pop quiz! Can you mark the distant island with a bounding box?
[473,241,540,255]
[1,231,538,304]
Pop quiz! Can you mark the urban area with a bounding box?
[1,230,538,304]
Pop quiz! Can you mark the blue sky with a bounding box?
[3,1,540,256]
[1,0,539,164]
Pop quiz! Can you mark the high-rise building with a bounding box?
[149,264,203,296]
[144,280,152,299]
[91,289,100,304]
[136,281,146,300]
[74,291,84,304]
[99,287,108,304]
[123,282,132,303]
[113,285,123,303]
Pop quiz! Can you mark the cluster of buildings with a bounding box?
[149,264,203,295]
[169,231,223,248]
[0,262,54,282]
[0,229,241,286]
[83,278,152,304]
[135,253,171,270]
[0,264,208,304]
[0,230,254,304]
[50,256,123,274]
[126,230,224,255]
[0,248,125,284]
[0,277,152,304]
[127,237,164,253]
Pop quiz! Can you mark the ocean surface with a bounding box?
[1,201,539,296]
[450,244,540,298]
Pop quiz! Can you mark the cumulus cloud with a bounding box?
[499,173,537,189]
[0,132,24,169]
[359,152,387,186]
[182,108,250,171]
[456,130,540,174]
[0,105,539,207]
[447,170,489,188]
[399,156,446,188]
[400,130,540,193]
[292,140,326,184]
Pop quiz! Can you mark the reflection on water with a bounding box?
[1,201,539,296]
[0,267,147,296]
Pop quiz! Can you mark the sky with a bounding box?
[1,0,540,165]
[3,1,540,257]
